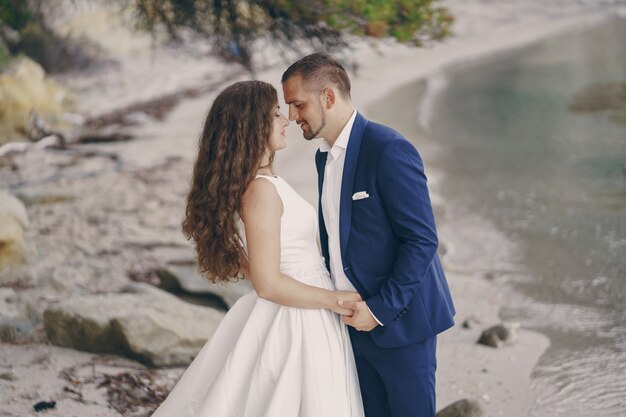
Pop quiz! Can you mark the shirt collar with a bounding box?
[319,110,357,160]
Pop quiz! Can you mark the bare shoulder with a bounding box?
[241,178,283,221]
[243,177,279,203]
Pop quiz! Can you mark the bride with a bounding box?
[151,80,365,417]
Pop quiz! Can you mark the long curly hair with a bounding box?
[182,80,278,283]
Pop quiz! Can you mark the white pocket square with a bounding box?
[352,191,370,200]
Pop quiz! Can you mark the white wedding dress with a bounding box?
[152,175,364,417]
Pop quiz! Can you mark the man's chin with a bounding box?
[303,127,321,141]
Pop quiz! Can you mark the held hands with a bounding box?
[332,291,362,316]
[339,300,379,332]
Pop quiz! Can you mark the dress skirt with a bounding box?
[151,266,364,417]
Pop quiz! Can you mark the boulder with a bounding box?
[437,398,484,417]
[43,283,225,367]
[0,57,73,143]
[0,190,30,270]
[569,81,626,127]
[0,288,38,342]
[155,265,252,308]
[477,322,520,348]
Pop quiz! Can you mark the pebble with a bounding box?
[0,370,18,381]
[477,323,520,348]
[436,398,484,417]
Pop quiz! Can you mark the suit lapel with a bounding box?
[339,112,367,261]
[315,149,327,202]
[315,149,330,269]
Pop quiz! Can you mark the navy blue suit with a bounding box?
[315,113,455,417]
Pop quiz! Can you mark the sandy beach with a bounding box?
[2,1,625,416]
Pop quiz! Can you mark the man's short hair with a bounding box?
[281,52,351,99]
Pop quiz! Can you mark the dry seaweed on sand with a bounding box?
[97,370,172,415]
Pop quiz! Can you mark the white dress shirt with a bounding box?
[319,110,382,326]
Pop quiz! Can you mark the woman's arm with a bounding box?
[241,178,359,315]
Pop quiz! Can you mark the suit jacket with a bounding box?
[316,112,455,348]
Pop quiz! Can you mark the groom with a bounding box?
[282,53,456,417]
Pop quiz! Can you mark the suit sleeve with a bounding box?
[365,139,439,326]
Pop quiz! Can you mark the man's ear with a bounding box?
[322,87,336,109]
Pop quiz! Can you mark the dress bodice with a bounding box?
[238,175,325,276]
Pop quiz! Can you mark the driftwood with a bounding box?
[84,72,244,131]
[76,132,134,144]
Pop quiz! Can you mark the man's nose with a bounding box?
[288,106,297,121]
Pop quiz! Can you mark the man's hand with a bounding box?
[340,300,379,331]
[331,291,362,316]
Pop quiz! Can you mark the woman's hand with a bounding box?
[330,291,362,316]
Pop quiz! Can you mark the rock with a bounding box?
[155,265,252,308]
[0,370,17,381]
[149,247,196,265]
[0,288,38,342]
[128,386,151,401]
[437,398,484,417]
[121,282,168,297]
[123,111,152,125]
[38,266,87,297]
[0,57,73,144]
[477,322,520,348]
[461,315,482,329]
[0,190,30,269]
[33,400,56,412]
[43,283,225,367]
[570,81,626,127]
[570,81,626,112]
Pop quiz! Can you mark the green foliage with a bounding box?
[0,0,33,31]
[125,0,453,70]
[318,0,448,42]
[0,1,93,73]
[0,41,9,70]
